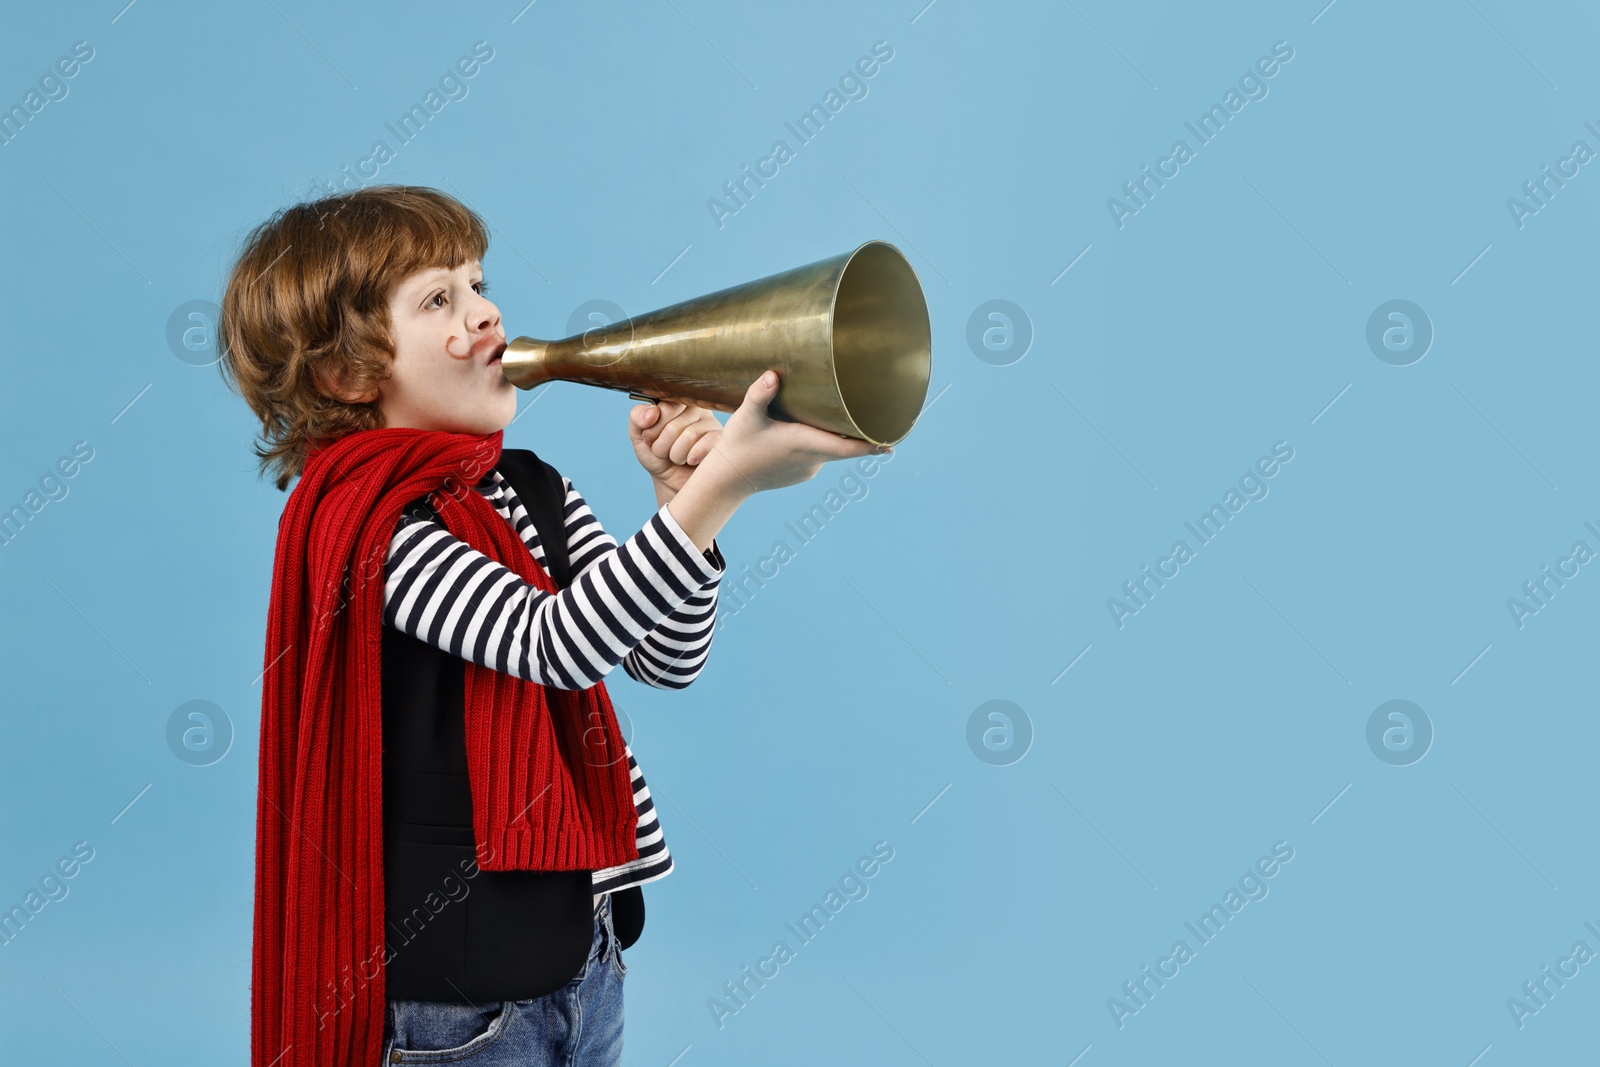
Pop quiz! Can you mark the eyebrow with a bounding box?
[407,263,483,299]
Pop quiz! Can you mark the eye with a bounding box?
[422,278,488,310]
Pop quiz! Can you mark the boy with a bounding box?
[218,184,889,1066]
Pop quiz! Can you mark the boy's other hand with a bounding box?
[630,397,723,494]
[705,369,891,496]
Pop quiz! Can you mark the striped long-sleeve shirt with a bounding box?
[381,465,724,898]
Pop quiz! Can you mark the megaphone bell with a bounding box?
[499,240,932,447]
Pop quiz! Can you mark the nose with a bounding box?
[472,299,500,335]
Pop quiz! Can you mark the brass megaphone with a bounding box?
[500,240,932,446]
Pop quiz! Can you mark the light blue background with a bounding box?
[3,1,1597,1063]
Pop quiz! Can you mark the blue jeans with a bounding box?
[381,892,625,1065]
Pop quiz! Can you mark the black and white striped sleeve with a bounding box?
[560,476,724,690]
[383,491,725,690]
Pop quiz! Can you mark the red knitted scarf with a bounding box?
[251,426,639,1066]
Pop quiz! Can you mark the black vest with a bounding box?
[380,447,645,1002]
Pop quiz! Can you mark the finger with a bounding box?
[801,427,892,460]
[631,413,657,449]
[674,395,735,416]
[651,401,690,439]
[641,396,678,420]
[738,369,779,417]
[651,410,690,459]
[684,430,713,466]
[694,425,724,464]
[656,403,700,447]
[647,398,693,438]
[666,417,708,465]
[666,427,693,467]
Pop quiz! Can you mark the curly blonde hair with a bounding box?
[217,184,490,491]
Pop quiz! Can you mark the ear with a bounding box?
[314,362,379,405]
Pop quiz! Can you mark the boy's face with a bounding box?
[375,259,515,433]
